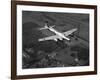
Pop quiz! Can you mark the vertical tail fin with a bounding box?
[44,22,48,28]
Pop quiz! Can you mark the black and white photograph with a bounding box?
[11,1,97,79]
[22,11,89,69]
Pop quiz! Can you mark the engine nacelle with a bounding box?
[59,38,63,40]
[54,39,58,41]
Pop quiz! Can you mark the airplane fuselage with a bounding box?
[48,27,70,41]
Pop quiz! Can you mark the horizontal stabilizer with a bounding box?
[39,27,48,30]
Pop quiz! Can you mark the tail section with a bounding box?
[39,22,48,30]
[39,21,55,30]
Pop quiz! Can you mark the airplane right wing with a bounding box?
[63,28,77,36]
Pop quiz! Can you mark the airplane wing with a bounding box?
[63,28,77,36]
[38,35,61,42]
[38,28,77,42]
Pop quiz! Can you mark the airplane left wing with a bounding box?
[63,28,77,36]
[38,35,61,42]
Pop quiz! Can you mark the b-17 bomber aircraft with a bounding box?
[38,22,77,42]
